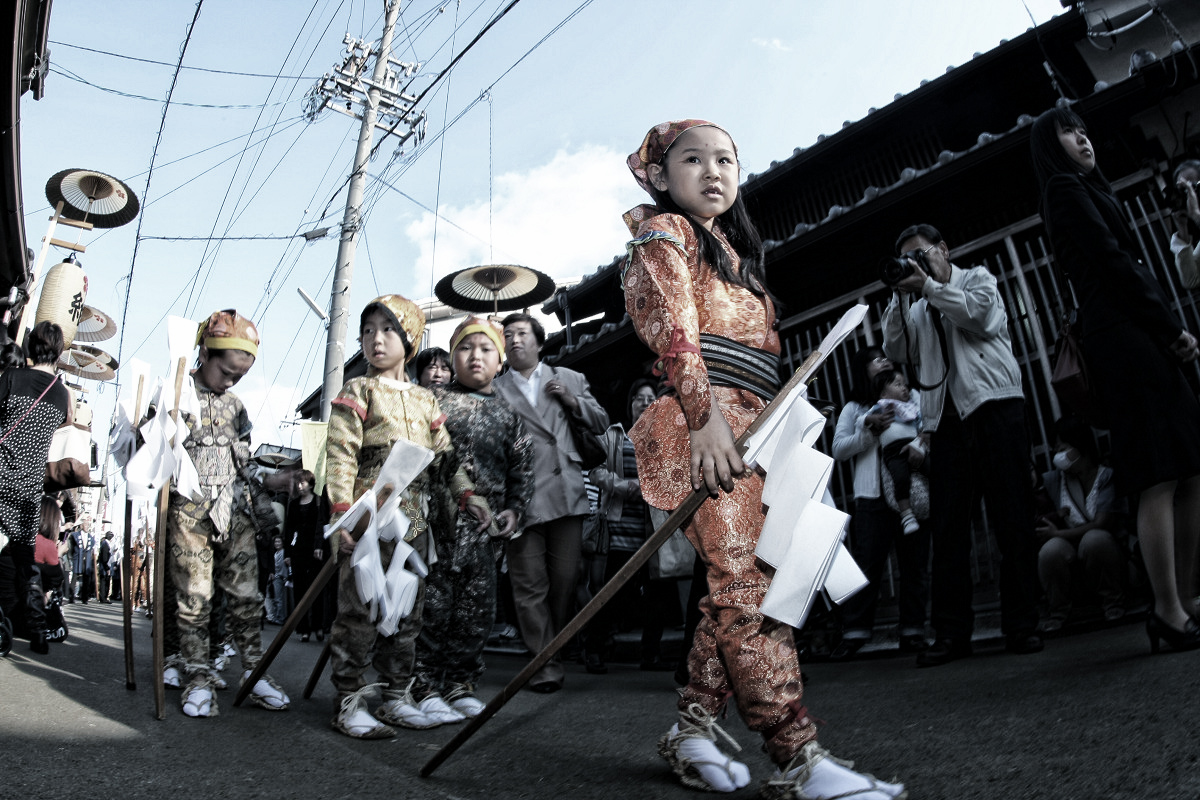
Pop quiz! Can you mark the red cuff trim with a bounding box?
[653,326,701,386]
[332,502,351,513]
[331,396,368,421]
[458,490,475,511]
[431,412,447,430]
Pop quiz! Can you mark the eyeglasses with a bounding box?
[921,243,938,256]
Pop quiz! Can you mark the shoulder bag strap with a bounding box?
[0,372,60,447]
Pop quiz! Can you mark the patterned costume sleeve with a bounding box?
[505,411,534,528]
[624,213,711,430]
[325,379,368,521]
[431,397,477,503]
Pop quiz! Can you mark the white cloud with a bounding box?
[403,145,642,297]
[752,37,791,52]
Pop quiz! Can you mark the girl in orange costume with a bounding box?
[623,120,905,800]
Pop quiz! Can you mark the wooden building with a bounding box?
[541,2,1200,620]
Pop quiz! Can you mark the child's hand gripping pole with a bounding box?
[233,484,395,708]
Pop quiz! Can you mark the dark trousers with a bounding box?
[840,497,930,637]
[882,440,919,503]
[507,516,583,686]
[928,398,1039,639]
[0,543,45,636]
[584,547,672,662]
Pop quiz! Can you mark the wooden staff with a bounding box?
[420,350,824,779]
[122,375,146,691]
[234,486,394,707]
[153,360,187,720]
[303,640,332,699]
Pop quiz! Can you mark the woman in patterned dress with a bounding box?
[0,322,70,654]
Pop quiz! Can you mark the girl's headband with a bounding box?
[626,119,737,197]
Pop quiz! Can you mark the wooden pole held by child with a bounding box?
[420,349,825,778]
[304,641,333,699]
[152,359,186,720]
[233,484,395,707]
[122,375,144,691]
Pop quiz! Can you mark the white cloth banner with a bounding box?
[325,437,434,635]
[751,305,870,628]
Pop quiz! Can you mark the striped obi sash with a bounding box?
[699,333,781,403]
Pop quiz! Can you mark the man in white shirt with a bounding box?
[493,313,609,692]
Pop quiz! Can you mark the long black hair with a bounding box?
[848,346,886,407]
[648,147,771,302]
[1030,107,1112,197]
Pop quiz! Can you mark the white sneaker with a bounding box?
[658,703,752,792]
[181,685,217,718]
[417,694,467,725]
[332,684,395,739]
[162,665,182,689]
[242,670,290,711]
[762,741,906,800]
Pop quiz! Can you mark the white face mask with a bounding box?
[1053,449,1079,471]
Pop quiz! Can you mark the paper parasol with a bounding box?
[58,343,119,381]
[45,168,140,229]
[254,452,299,469]
[435,264,555,314]
[74,305,117,343]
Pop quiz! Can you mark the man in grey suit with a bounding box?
[495,313,609,692]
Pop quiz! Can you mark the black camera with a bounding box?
[1171,179,1200,211]
[881,248,929,287]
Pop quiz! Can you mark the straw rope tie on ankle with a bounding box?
[341,682,386,716]
[680,702,743,752]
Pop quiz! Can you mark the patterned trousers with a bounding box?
[329,532,427,699]
[413,530,496,698]
[167,507,263,689]
[678,471,818,765]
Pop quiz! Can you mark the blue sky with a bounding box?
[19,0,1066,460]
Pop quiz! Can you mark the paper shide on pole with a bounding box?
[325,437,435,636]
[123,317,204,501]
[743,304,872,629]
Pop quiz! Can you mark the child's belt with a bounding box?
[700,333,781,402]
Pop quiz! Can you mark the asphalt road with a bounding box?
[3,603,1199,799]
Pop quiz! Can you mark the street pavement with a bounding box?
[3,603,1200,799]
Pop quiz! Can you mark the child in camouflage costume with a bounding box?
[325,294,491,739]
[167,309,291,718]
[413,316,534,718]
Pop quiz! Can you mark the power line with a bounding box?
[48,65,296,109]
[138,233,322,241]
[184,0,338,316]
[114,0,205,382]
[48,39,325,79]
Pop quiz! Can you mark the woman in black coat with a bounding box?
[1031,107,1200,652]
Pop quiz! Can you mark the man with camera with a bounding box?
[882,223,1042,667]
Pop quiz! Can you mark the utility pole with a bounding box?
[306,0,426,420]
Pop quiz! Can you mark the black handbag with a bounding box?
[551,367,607,469]
[1050,309,1108,429]
[566,411,607,470]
